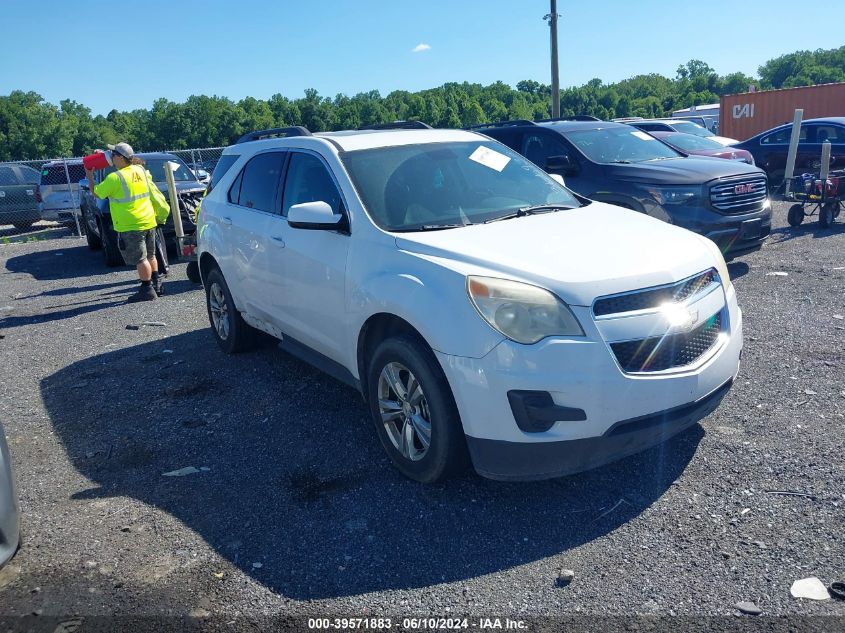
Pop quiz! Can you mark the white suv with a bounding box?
[197,124,742,482]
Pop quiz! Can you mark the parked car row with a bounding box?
[195,123,745,483]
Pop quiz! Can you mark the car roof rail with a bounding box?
[466,120,537,130]
[537,115,602,123]
[235,126,312,144]
[357,120,432,130]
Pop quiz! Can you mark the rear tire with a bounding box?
[12,222,33,231]
[186,261,202,284]
[366,335,468,483]
[204,268,257,354]
[100,220,123,267]
[819,203,835,228]
[787,204,805,227]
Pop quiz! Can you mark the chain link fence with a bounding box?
[0,146,225,236]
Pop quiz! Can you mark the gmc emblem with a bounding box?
[735,183,756,194]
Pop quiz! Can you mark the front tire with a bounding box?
[84,212,102,250]
[366,336,468,483]
[204,268,257,353]
[787,204,805,227]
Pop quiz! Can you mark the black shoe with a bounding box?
[154,279,165,297]
[127,285,157,303]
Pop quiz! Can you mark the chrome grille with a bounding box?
[593,270,716,317]
[709,176,768,215]
[610,312,722,373]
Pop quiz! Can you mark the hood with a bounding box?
[604,156,763,186]
[394,202,715,306]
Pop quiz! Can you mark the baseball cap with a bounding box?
[107,142,134,159]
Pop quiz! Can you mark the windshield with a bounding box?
[670,121,715,138]
[341,141,581,231]
[144,158,197,183]
[564,127,682,163]
[665,133,725,152]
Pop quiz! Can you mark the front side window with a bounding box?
[761,126,808,145]
[230,152,284,213]
[281,153,343,216]
[809,125,845,143]
[341,140,581,231]
[565,127,682,164]
[520,134,573,169]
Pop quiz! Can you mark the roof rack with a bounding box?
[466,120,537,130]
[357,120,432,130]
[235,126,312,144]
[537,115,601,123]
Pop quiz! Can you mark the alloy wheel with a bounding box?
[208,282,230,340]
[377,362,432,461]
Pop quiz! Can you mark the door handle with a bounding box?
[221,216,232,226]
[270,235,286,247]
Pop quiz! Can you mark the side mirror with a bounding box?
[287,201,343,230]
[196,169,210,183]
[546,154,578,175]
[549,174,565,187]
[79,178,90,191]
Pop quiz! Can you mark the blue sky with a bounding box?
[1,0,842,115]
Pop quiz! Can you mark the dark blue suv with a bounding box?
[731,117,845,188]
[477,119,771,259]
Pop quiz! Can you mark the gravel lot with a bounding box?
[0,204,843,630]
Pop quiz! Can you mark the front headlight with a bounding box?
[467,276,584,344]
[696,235,732,291]
[646,185,699,206]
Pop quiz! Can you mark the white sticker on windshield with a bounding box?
[168,161,182,171]
[469,146,511,172]
[632,131,656,141]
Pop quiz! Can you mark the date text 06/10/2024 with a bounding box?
[307,618,528,630]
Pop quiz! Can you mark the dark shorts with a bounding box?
[117,229,156,265]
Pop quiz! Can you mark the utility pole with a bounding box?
[544,0,561,118]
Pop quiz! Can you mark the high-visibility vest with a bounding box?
[103,165,157,232]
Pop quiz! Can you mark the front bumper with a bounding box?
[436,285,742,481]
[669,205,772,258]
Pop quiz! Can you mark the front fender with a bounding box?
[349,257,504,363]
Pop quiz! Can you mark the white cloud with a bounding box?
[412,43,431,53]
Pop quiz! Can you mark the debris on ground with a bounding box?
[213,572,225,579]
[735,601,762,615]
[162,466,210,477]
[252,562,263,569]
[833,314,844,320]
[126,321,168,331]
[764,490,817,500]
[790,577,830,600]
[555,569,575,588]
[804,389,817,395]
[766,271,788,276]
[829,582,845,600]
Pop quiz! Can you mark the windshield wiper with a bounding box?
[608,159,633,164]
[484,204,571,224]
[393,222,470,232]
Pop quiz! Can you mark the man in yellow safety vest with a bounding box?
[86,142,161,302]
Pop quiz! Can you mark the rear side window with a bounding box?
[229,152,285,212]
[19,165,40,184]
[210,154,239,189]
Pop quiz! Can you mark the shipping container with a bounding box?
[720,83,845,141]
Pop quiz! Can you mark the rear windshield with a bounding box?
[41,163,86,184]
[670,121,715,138]
[564,127,682,164]
[664,133,724,152]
